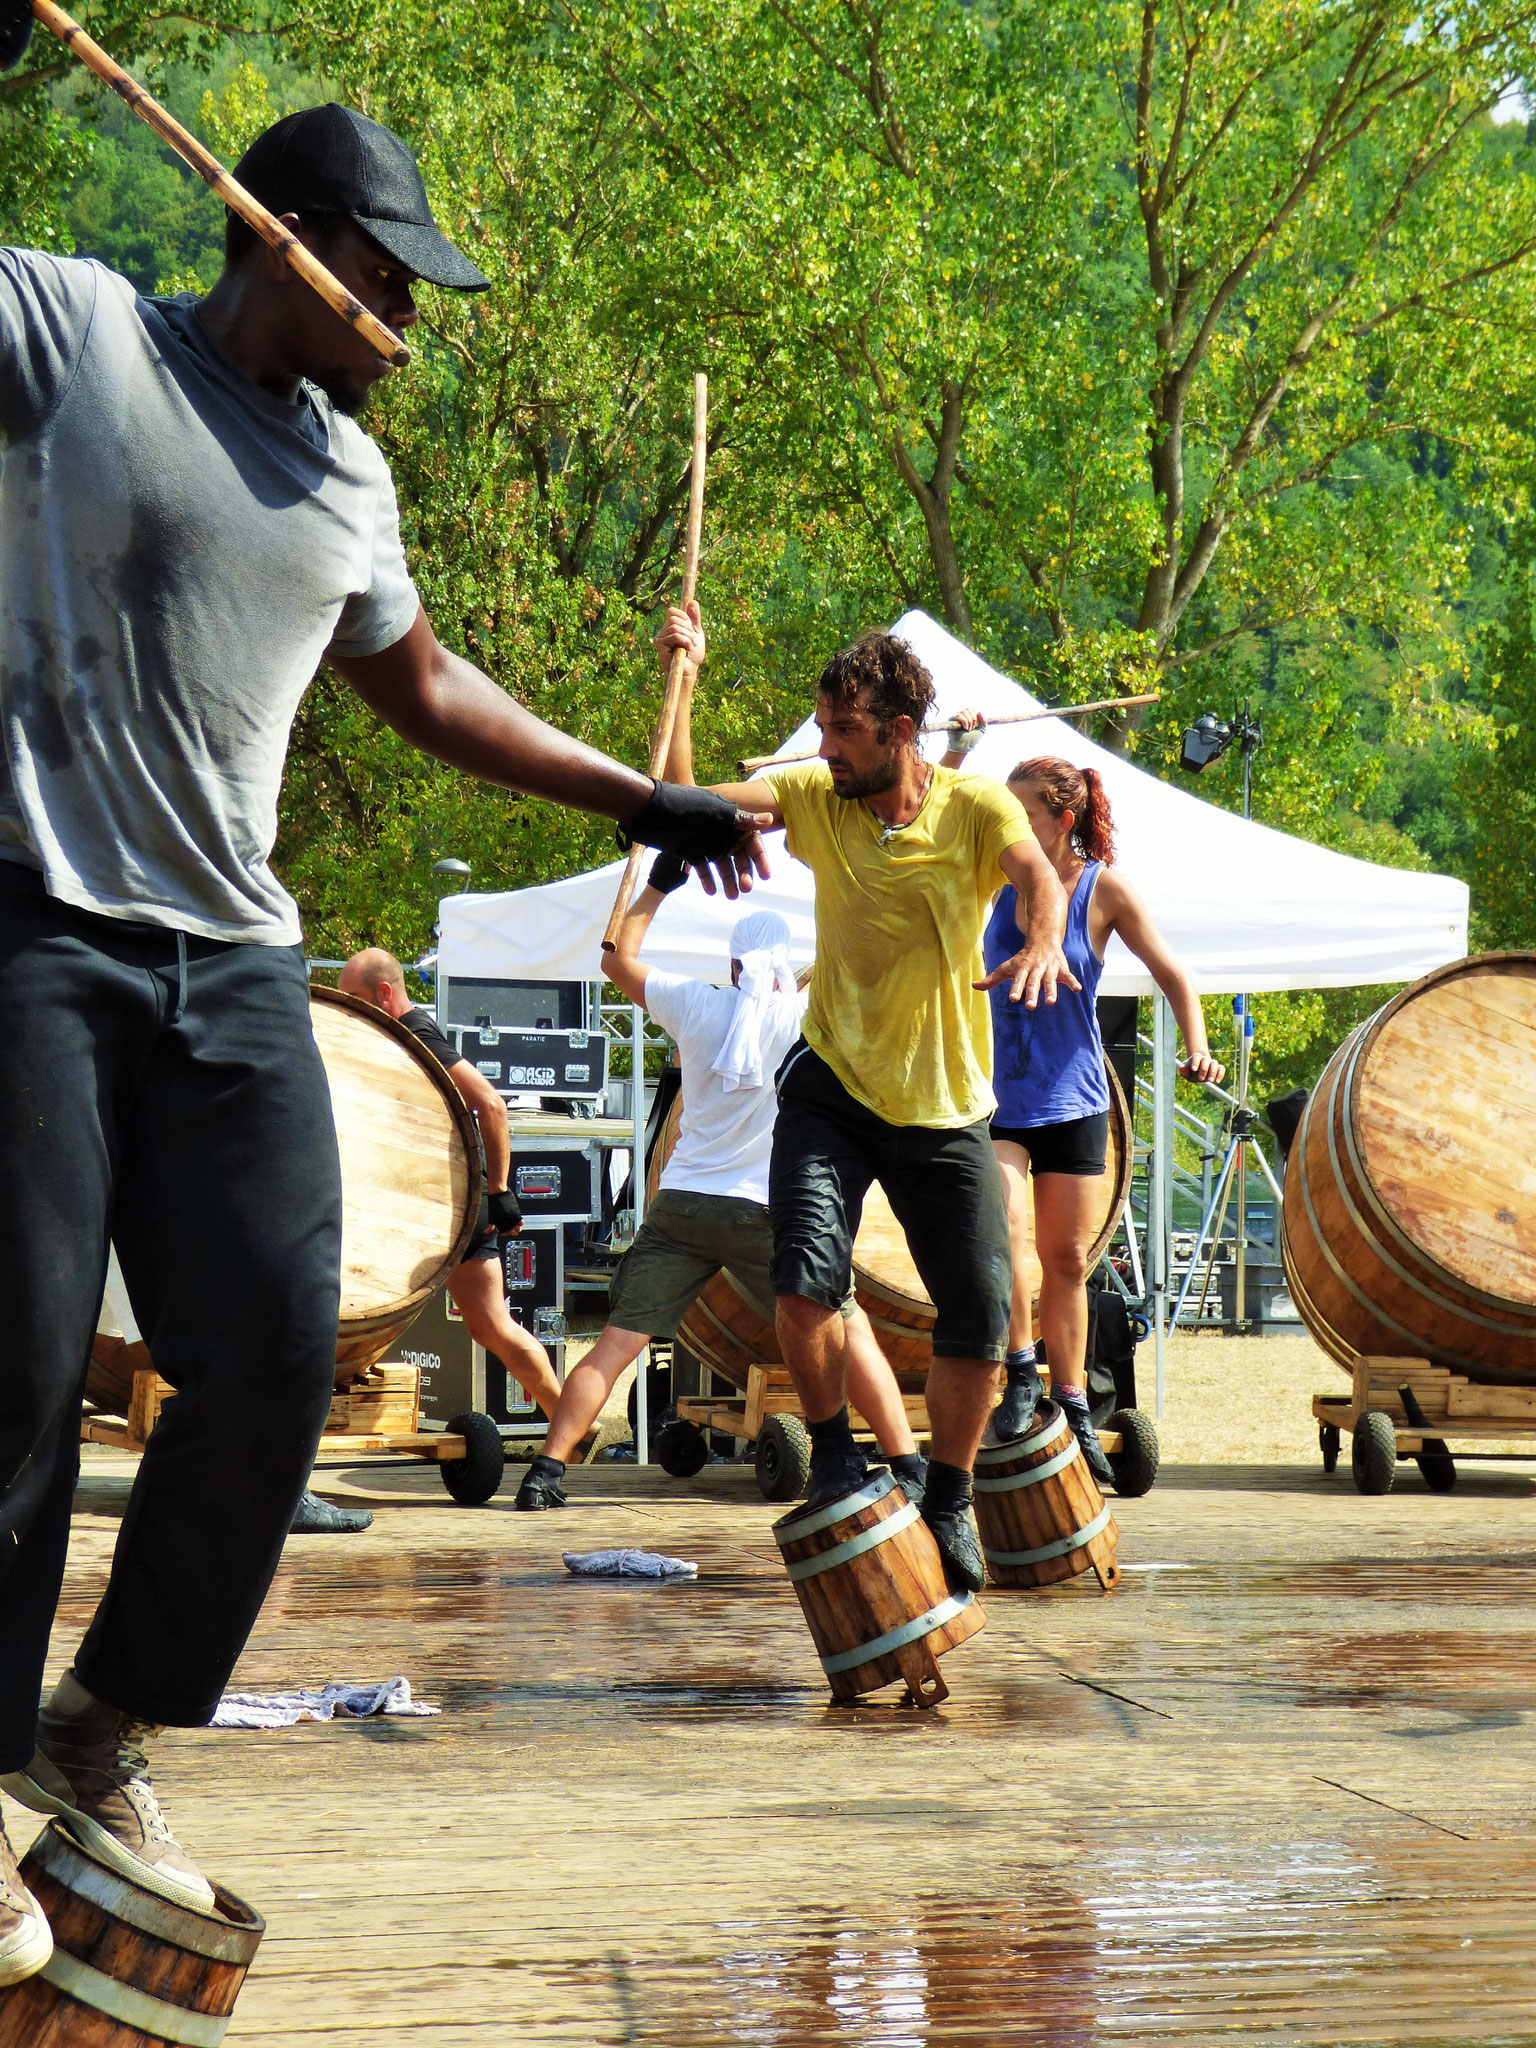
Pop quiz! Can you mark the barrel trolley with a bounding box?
[1314,1354,1536,1497]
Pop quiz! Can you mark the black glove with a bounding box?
[486,1187,523,1233]
[0,0,34,71]
[647,850,690,895]
[617,779,754,863]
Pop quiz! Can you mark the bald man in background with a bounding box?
[338,950,564,1424]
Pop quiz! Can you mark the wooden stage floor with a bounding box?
[15,1445,1536,2044]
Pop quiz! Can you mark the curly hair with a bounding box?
[1008,756,1117,865]
[816,633,936,736]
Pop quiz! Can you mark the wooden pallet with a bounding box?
[82,1364,471,1463]
[1313,1355,1536,1453]
[676,1365,1125,1454]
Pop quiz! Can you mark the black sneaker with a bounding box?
[921,1504,986,1594]
[1062,1404,1116,1493]
[514,1458,568,1511]
[982,1366,1042,1448]
[289,1489,373,1534]
[805,1448,869,1511]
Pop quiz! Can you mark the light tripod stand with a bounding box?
[1168,994,1287,1333]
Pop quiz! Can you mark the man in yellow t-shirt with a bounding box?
[657,606,1076,1593]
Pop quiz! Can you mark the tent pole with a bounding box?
[631,1000,649,1467]
[1151,995,1175,1420]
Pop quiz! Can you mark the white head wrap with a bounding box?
[710,909,796,1093]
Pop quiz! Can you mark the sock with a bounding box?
[808,1407,857,1459]
[922,1458,973,1519]
[530,1453,566,1481]
[1004,1345,1037,1379]
[1053,1383,1089,1413]
[889,1451,927,1490]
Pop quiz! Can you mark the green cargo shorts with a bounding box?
[606,1186,854,1338]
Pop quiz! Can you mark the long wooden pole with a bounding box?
[601,372,709,953]
[28,0,409,368]
[737,690,1160,773]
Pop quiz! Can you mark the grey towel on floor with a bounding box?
[211,1677,439,1728]
[562,1548,698,1579]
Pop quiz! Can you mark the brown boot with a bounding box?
[0,1810,52,1986]
[0,1671,215,1913]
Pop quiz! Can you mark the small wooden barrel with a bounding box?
[0,1822,264,2047]
[87,986,483,1414]
[773,1471,986,1705]
[972,1401,1120,1593]
[658,1060,1131,1393]
[1281,954,1536,1384]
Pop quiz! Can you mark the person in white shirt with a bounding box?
[514,872,923,1510]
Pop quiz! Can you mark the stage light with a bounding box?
[1180,712,1234,774]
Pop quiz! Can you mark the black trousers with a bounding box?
[0,864,342,1767]
[768,1040,1013,1364]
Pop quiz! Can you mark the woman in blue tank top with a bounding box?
[946,729,1223,1483]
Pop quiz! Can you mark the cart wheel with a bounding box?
[1351,1409,1397,1495]
[1105,1408,1160,1497]
[656,1419,710,1478]
[755,1415,812,1502]
[440,1411,506,1505]
[1319,1422,1340,1475]
[1416,1441,1457,1493]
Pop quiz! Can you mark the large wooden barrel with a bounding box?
[773,1470,986,1705]
[656,1057,1131,1394]
[87,986,482,1413]
[972,1401,1119,1592]
[1281,954,1536,1384]
[0,1822,264,2046]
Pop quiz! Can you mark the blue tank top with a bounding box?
[984,861,1110,1127]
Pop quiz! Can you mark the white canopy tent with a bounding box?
[438,609,1468,1422]
[440,608,1467,996]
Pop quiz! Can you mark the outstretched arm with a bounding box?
[331,608,771,895]
[605,877,672,1009]
[1094,872,1224,1084]
[974,837,1078,1010]
[654,603,787,828]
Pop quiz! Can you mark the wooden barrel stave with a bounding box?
[972,1402,1119,1592]
[774,1472,985,1703]
[85,987,482,1417]
[1282,955,1536,1384]
[662,1057,1132,1395]
[0,1823,263,2047]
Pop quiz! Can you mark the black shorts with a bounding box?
[460,1192,501,1264]
[990,1111,1109,1178]
[769,1041,1012,1364]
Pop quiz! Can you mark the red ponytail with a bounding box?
[1008,756,1117,865]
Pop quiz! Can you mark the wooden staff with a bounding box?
[28,0,409,368]
[737,690,1160,772]
[601,372,709,953]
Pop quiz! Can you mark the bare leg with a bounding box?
[775,1294,850,1423]
[447,1258,563,1419]
[991,1137,1036,1353]
[541,1323,650,1463]
[843,1305,916,1458]
[1031,1176,1101,1392]
[923,1358,1000,1472]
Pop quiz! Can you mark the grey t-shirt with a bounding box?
[0,249,420,943]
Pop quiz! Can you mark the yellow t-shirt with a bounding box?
[766,760,1034,1128]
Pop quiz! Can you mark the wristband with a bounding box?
[647,851,691,895]
[946,724,985,754]
[487,1188,523,1233]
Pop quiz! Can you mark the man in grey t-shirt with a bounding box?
[0,97,769,1977]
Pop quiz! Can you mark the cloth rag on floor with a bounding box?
[211,1676,439,1728]
[562,1549,698,1579]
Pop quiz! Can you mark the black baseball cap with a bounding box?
[234,104,489,291]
